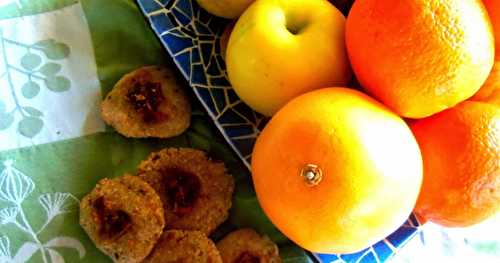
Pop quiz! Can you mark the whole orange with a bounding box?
[346,0,494,118]
[251,88,423,254]
[411,101,500,227]
[471,61,500,106]
[483,0,500,53]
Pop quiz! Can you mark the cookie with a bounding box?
[217,229,281,263]
[101,66,191,138]
[79,175,164,263]
[138,147,234,235]
[144,230,222,263]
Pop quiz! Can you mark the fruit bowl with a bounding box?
[136,0,422,261]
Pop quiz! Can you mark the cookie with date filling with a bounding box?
[138,147,234,235]
[217,229,282,263]
[101,66,190,138]
[144,230,222,263]
[79,175,164,263]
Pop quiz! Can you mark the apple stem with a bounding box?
[301,164,322,186]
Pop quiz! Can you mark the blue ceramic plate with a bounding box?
[136,0,422,262]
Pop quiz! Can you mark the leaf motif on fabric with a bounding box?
[0,112,14,131]
[12,242,39,263]
[20,53,41,71]
[39,193,79,220]
[45,237,85,258]
[0,160,34,204]
[0,33,73,139]
[34,39,70,60]
[21,81,41,99]
[17,116,44,138]
[0,207,18,225]
[0,236,11,262]
[39,63,61,76]
[0,160,86,262]
[45,76,70,92]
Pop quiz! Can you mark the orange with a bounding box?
[470,61,500,106]
[346,0,494,118]
[251,88,422,254]
[411,101,500,227]
[483,0,500,53]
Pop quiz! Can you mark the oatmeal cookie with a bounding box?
[101,66,190,138]
[79,175,164,262]
[138,147,234,235]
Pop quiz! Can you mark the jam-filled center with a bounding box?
[164,168,201,216]
[93,197,131,239]
[126,77,166,123]
[234,252,260,263]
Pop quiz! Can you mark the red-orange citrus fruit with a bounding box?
[411,101,500,227]
[346,0,494,118]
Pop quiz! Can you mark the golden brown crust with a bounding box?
[101,66,191,138]
[138,147,234,235]
[217,229,282,263]
[144,230,222,263]
[79,175,164,263]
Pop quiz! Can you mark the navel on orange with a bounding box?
[251,88,423,254]
[346,0,494,118]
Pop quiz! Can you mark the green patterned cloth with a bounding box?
[0,1,310,262]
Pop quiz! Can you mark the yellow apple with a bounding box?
[226,0,351,116]
[195,0,255,19]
